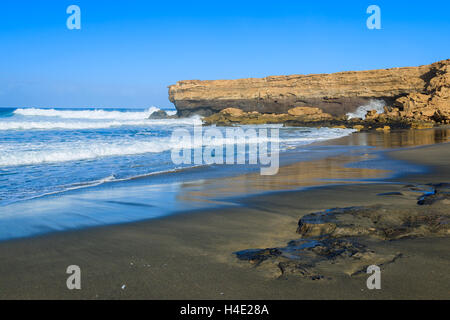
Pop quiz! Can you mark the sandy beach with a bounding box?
[2,1,450,307]
[0,127,448,300]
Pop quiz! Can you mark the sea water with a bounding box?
[0,106,362,240]
[0,107,356,206]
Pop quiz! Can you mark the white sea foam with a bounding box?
[13,107,177,120]
[166,110,178,116]
[346,100,386,119]
[0,117,201,131]
[0,127,354,167]
[0,140,175,166]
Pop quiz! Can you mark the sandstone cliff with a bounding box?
[169,60,449,121]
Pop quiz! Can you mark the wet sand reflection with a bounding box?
[175,127,450,204]
[335,127,450,148]
[176,155,389,203]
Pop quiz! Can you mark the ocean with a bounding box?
[0,107,356,206]
[0,106,361,240]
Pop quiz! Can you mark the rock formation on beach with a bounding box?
[169,59,449,127]
[234,183,450,280]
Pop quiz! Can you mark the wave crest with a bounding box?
[0,117,202,131]
[14,106,176,120]
[0,127,355,167]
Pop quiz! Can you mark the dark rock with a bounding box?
[234,183,449,279]
[234,237,401,279]
[235,248,282,266]
[148,110,176,119]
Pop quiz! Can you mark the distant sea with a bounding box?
[0,107,357,207]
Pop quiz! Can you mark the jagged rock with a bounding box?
[391,60,450,123]
[203,110,420,129]
[365,109,380,120]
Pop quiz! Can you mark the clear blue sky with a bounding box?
[0,0,449,109]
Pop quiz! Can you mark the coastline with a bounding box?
[0,128,449,299]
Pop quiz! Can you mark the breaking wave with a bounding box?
[346,100,386,120]
[0,117,201,131]
[0,106,357,206]
[0,127,355,167]
[13,106,176,120]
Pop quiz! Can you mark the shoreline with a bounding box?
[0,128,449,299]
[0,127,377,241]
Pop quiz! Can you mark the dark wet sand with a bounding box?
[0,128,449,299]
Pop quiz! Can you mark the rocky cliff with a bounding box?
[169,60,449,121]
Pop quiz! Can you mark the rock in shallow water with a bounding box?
[148,110,177,119]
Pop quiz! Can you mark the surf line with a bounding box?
[170,125,280,176]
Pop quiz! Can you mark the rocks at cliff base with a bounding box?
[375,126,391,132]
[352,125,365,131]
[364,109,380,120]
[203,108,416,130]
[352,60,450,125]
[204,109,289,126]
[203,106,335,126]
[234,183,450,279]
[287,107,333,120]
[220,108,245,117]
[388,60,450,123]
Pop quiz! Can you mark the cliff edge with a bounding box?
[168,60,449,124]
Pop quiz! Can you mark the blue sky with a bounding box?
[0,0,449,109]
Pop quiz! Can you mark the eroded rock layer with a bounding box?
[169,60,449,118]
